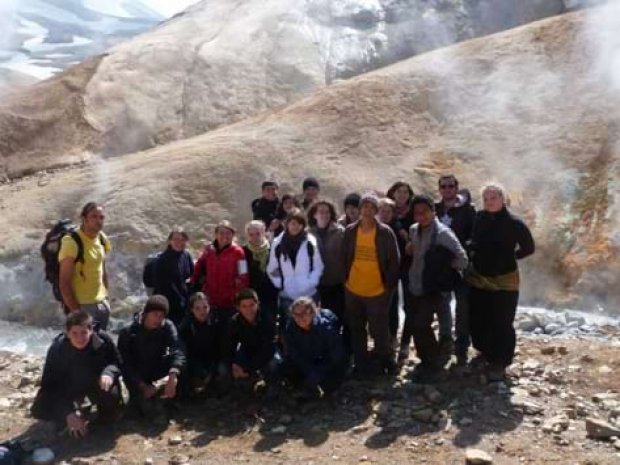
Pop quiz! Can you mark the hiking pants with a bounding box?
[408,293,443,366]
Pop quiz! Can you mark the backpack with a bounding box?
[40,220,105,302]
[142,252,162,292]
[273,240,314,290]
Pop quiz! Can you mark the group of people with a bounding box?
[31,175,535,439]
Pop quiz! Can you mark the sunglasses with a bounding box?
[439,184,456,189]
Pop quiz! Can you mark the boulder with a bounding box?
[465,448,493,464]
[585,417,620,439]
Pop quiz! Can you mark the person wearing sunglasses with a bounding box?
[282,297,347,401]
[435,174,476,367]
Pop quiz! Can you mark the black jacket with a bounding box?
[178,313,218,366]
[435,200,476,248]
[153,248,194,324]
[117,313,186,388]
[470,208,535,277]
[251,197,279,227]
[31,331,121,422]
[229,310,276,371]
[343,220,401,291]
[243,245,279,306]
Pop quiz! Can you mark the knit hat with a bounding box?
[215,219,236,234]
[360,192,379,210]
[344,192,361,208]
[144,294,169,316]
[302,177,320,191]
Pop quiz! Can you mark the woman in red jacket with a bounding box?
[190,220,249,377]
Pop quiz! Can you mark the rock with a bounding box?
[540,346,556,355]
[144,459,154,465]
[71,459,91,465]
[512,398,544,415]
[542,415,570,433]
[516,317,540,332]
[593,393,620,403]
[0,398,10,408]
[544,323,563,334]
[598,366,613,375]
[168,455,190,465]
[580,355,595,363]
[10,375,33,390]
[557,346,569,355]
[465,448,493,464]
[32,448,55,465]
[168,435,182,446]
[270,425,287,435]
[460,417,473,426]
[411,408,435,423]
[585,417,620,439]
[522,359,542,372]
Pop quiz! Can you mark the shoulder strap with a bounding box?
[306,240,314,273]
[274,243,284,290]
[70,230,85,264]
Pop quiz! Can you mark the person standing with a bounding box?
[338,193,361,227]
[58,202,112,330]
[251,181,281,237]
[190,221,249,367]
[407,195,468,382]
[343,192,400,375]
[435,174,476,363]
[308,200,347,346]
[267,208,324,327]
[300,177,321,210]
[151,228,194,326]
[467,183,535,381]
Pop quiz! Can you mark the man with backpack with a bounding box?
[407,195,468,382]
[55,202,112,330]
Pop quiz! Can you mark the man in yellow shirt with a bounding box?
[343,193,400,376]
[58,202,112,330]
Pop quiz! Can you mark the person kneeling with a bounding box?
[229,289,281,398]
[283,297,347,401]
[117,295,186,423]
[30,311,122,439]
[178,292,219,397]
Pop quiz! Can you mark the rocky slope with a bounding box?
[1,329,619,464]
[0,6,618,322]
[0,0,570,178]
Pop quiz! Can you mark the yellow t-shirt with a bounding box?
[346,226,385,297]
[58,229,111,304]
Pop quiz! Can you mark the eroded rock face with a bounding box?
[0,0,566,178]
[0,6,619,323]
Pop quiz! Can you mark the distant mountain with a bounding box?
[0,0,196,83]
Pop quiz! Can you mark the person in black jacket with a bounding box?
[152,229,194,326]
[31,311,122,438]
[229,289,280,391]
[251,181,280,235]
[243,221,279,320]
[435,175,476,363]
[178,292,219,397]
[117,295,186,421]
[283,297,347,401]
[467,183,535,382]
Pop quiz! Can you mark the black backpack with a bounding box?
[273,240,314,290]
[40,220,105,302]
[142,252,162,291]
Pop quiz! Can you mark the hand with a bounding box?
[163,373,178,399]
[232,363,249,379]
[405,241,414,256]
[99,375,113,392]
[139,382,157,399]
[66,412,88,438]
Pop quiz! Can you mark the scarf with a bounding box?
[280,230,307,268]
[247,239,270,272]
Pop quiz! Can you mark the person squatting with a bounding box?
[32,175,535,438]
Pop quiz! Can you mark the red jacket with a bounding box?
[191,242,249,309]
